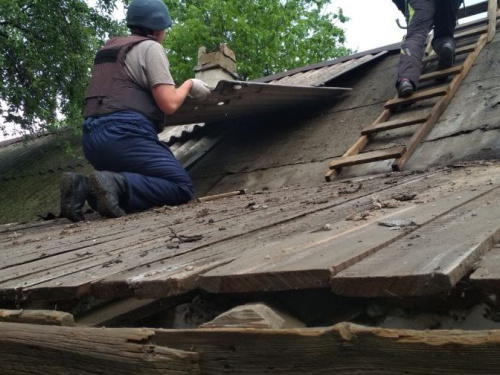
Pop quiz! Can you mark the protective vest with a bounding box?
[83,35,165,133]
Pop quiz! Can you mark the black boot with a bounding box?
[437,41,455,70]
[60,172,89,222]
[89,171,127,218]
[397,78,414,98]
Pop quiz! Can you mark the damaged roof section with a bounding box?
[262,51,391,87]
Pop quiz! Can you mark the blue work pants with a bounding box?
[82,111,194,212]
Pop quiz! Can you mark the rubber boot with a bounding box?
[89,171,127,218]
[397,78,415,98]
[60,172,89,222]
[437,41,455,70]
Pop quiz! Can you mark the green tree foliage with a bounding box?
[0,0,125,135]
[164,0,350,82]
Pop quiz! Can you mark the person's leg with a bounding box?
[432,0,461,69]
[397,0,436,95]
[83,112,194,214]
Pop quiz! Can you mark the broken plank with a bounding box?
[0,323,199,375]
[199,183,494,294]
[328,146,406,170]
[154,323,500,375]
[361,114,429,135]
[385,86,448,109]
[470,246,500,294]
[331,186,500,297]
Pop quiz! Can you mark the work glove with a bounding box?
[189,79,211,101]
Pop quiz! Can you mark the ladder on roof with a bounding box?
[325,0,499,182]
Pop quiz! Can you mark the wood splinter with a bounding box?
[197,189,247,203]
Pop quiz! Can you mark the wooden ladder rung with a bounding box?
[329,146,407,170]
[454,25,488,40]
[423,43,477,63]
[385,86,448,109]
[420,65,463,82]
[361,115,429,135]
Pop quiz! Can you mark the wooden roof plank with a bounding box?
[199,182,495,294]
[332,187,500,297]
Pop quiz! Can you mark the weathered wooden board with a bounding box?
[154,323,500,375]
[470,245,500,293]
[332,187,500,297]
[0,309,74,326]
[0,323,199,375]
[199,182,497,294]
[81,173,440,300]
[0,174,396,301]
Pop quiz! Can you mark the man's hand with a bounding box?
[189,79,211,101]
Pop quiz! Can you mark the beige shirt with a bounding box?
[125,40,175,90]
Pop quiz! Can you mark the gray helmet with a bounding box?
[126,0,172,30]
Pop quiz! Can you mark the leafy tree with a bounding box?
[164,0,350,82]
[0,0,125,136]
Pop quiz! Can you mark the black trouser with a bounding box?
[397,0,461,88]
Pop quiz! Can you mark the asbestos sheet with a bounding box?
[165,80,351,126]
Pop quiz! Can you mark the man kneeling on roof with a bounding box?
[60,0,211,222]
[392,0,462,98]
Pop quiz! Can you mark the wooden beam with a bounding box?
[154,323,500,375]
[0,323,199,375]
[488,0,498,41]
[361,114,429,135]
[328,146,406,170]
[393,33,488,171]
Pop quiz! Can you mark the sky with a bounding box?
[328,0,406,52]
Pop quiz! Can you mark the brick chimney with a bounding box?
[194,43,238,88]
